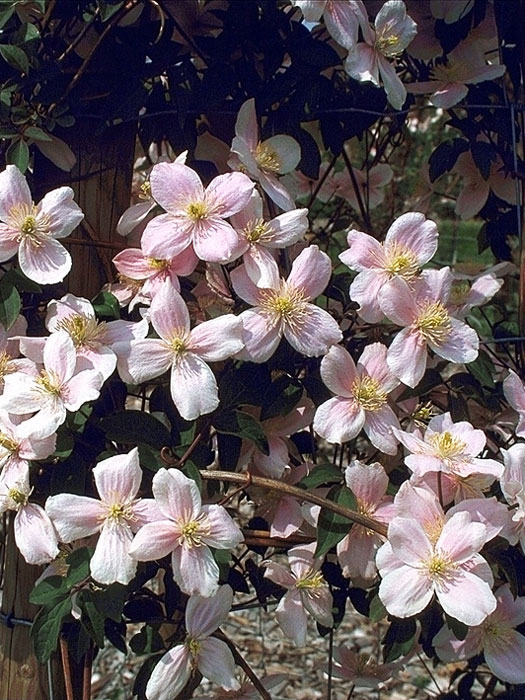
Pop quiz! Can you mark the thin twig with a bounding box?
[82,644,93,700]
[341,147,371,232]
[59,636,75,700]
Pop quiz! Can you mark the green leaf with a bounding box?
[13,22,40,44]
[298,463,342,489]
[0,44,29,73]
[0,277,20,329]
[78,590,106,648]
[0,5,15,29]
[97,0,125,22]
[92,290,120,319]
[383,618,417,663]
[130,625,165,654]
[24,125,51,141]
[100,410,172,449]
[315,485,357,559]
[31,597,72,662]
[6,138,29,172]
[368,594,387,622]
[30,575,69,607]
[444,614,469,641]
[260,376,303,421]
[467,350,495,388]
[2,266,41,293]
[213,410,269,455]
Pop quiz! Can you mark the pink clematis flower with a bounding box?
[313,343,400,454]
[229,99,301,211]
[231,245,342,362]
[263,542,333,646]
[0,314,34,392]
[453,150,516,220]
[290,0,371,49]
[344,0,418,110]
[406,41,506,108]
[336,461,395,580]
[380,267,479,387]
[0,331,103,438]
[332,645,410,688]
[112,243,198,299]
[255,462,310,538]
[145,586,239,700]
[129,468,243,597]
[503,370,525,439]
[19,293,149,381]
[393,412,503,481]
[447,271,503,319]
[0,411,56,484]
[433,584,525,685]
[45,448,160,585]
[0,165,84,283]
[334,163,393,212]
[500,443,525,550]
[339,211,438,323]
[377,510,496,625]
[0,471,59,565]
[121,283,244,420]
[229,191,308,288]
[140,162,254,263]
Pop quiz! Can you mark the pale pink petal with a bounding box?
[172,544,220,597]
[113,247,157,279]
[485,629,525,684]
[284,304,342,356]
[189,315,244,361]
[186,585,233,637]
[345,43,380,85]
[270,496,304,538]
[388,517,433,565]
[90,523,136,585]
[93,448,141,502]
[431,82,469,108]
[320,344,357,397]
[235,309,282,363]
[44,331,76,382]
[198,637,240,690]
[349,269,388,323]
[128,521,181,567]
[387,327,427,388]
[287,245,332,300]
[363,406,400,455]
[252,435,289,478]
[150,162,204,213]
[117,201,154,237]
[325,0,368,48]
[121,339,173,383]
[303,585,333,628]
[150,282,190,340]
[276,589,308,645]
[193,217,245,263]
[205,172,254,218]
[140,213,193,259]
[258,172,295,211]
[264,560,296,588]
[146,645,191,700]
[45,494,104,540]
[379,565,434,618]
[340,230,385,271]
[201,505,243,549]
[345,460,388,504]
[15,504,59,565]
[379,277,419,325]
[438,571,496,626]
[503,370,525,412]
[234,99,259,151]
[18,236,71,284]
[262,135,301,175]
[358,342,399,392]
[170,354,219,420]
[243,245,280,289]
[384,212,438,265]
[429,317,479,363]
[153,468,201,521]
[313,397,365,444]
[132,499,163,527]
[231,264,266,304]
[265,208,309,247]
[37,187,84,239]
[63,369,102,411]
[0,224,21,261]
[437,511,488,562]
[455,180,489,219]
[0,165,32,221]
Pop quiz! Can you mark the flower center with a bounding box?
[148,257,171,271]
[255,142,281,174]
[0,432,19,454]
[0,351,14,381]
[383,244,419,279]
[139,181,152,199]
[416,301,452,345]
[177,515,211,548]
[351,375,387,412]
[8,203,51,246]
[36,369,62,396]
[429,431,467,459]
[259,283,308,330]
[103,500,135,525]
[186,637,201,668]
[375,33,401,56]
[186,201,208,221]
[243,218,270,243]
[8,487,28,507]
[296,570,324,591]
[425,553,456,581]
[166,330,191,358]
[449,280,471,306]
[411,401,435,424]
[56,314,106,348]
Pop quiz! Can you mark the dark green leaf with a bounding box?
[382,618,417,663]
[213,410,269,455]
[6,138,29,172]
[24,125,51,141]
[79,590,106,648]
[0,277,20,329]
[444,614,469,641]
[100,410,172,449]
[0,5,15,29]
[428,138,469,182]
[315,485,357,558]
[369,594,387,622]
[260,376,303,421]
[92,290,120,319]
[2,266,41,293]
[0,44,29,73]
[130,625,165,654]
[298,463,342,489]
[467,350,495,387]
[31,597,72,662]
[471,140,497,180]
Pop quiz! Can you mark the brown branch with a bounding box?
[199,470,388,537]
[341,147,371,233]
[215,630,272,700]
[82,644,93,700]
[59,636,75,700]
[243,529,314,548]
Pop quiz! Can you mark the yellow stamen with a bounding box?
[416,301,451,345]
[8,203,51,246]
[375,34,402,56]
[259,283,308,331]
[104,502,135,525]
[243,218,270,243]
[429,431,467,459]
[351,375,387,412]
[0,432,19,454]
[36,369,62,396]
[8,488,28,506]
[178,516,211,548]
[148,257,171,271]
[255,142,281,174]
[186,202,208,221]
[296,571,324,591]
[56,314,106,348]
[449,280,471,306]
[426,553,456,580]
[139,181,152,199]
[383,243,419,280]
